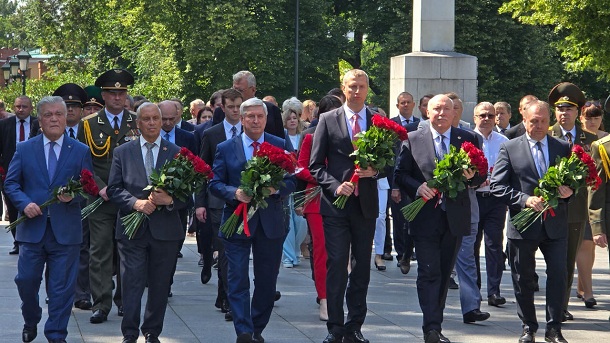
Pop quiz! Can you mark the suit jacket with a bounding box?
[505,122,526,139]
[179,120,195,132]
[549,123,597,223]
[0,115,40,173]
[195,122,228,209]
[391,115,419,127]
[209,133,295,240]
[107,138,187,241]
[394,125,484,237]
[212,102,285,138]
[309,107,380,219]
[589,135,610,236]
[490,134,570,240]
[193,120,214,156]
[172,126,197,154]
[4,135,92,245]
[77,109,139,189]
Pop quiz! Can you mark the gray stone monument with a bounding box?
[389,0,477,123]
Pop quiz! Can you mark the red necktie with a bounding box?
[19,119,25,142]
[351,114,361,139]
[251,141,260,155]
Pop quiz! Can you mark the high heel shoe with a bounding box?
[374,255,386,271]
[584,298,597,308]
[319,298,328,321]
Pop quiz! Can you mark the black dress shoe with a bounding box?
[545,327,568,343]
[487,294,506,307]
[145,333,161,343]
[198,256,204,266]
[382,252,393,261]
[9,243,19,255]
[463,309,490,323]
[562,310,573,322]
[236,333,252,343]
[322,332,342,343]
[177,251,183,258]
[168,291,173,297]
[584,297,597,308]
[74,299,93,310]
[518,329,535,343]
[22,326,37,342]
[343,330,369,343]
[122,336,137,343]
[398,258,411,274]
[221,299,230,313]
[252,332,265,343]
[274,291,281,301]
[201,267,212,284]
[225,310,233,321]
[118,306,124,316]
[448,277,459,290]
[424,329,450,343]
[90,309,108,324]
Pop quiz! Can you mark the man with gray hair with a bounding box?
[210,97,295,343]
[5,96,92,343]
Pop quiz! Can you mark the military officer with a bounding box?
[77,69,139,324]
[83,86,105,118]
[548,82,597,322]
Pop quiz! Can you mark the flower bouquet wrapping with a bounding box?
[6,169,99,232]
[511,145,601,232]
[401,141,488,221]
[334,114,408,208]
[121,147,213,239]
[220,142,299,238]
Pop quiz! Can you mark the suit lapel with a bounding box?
[334,107,354,151]
[8,116,16,152]
[547,136,562,167]
[420,126,437,159]
[33,136,50,185]
[449,128,464,150]
[156,139,171,169]
[130,139,148,178]
[52,138,75,183]
[233,135,246,166]
[550,123,563,139]
[520,135,540,176]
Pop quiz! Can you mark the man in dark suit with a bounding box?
[390,91,419,270]
[107,102,186,343]
[4,95,92,343]
[170,98,195,132]
[0,95,40,255]
[547,82,597,321]
[310,69,380,343]
[195,89,243,316]
[491,100,572,343]
[209,97,295,343]
[505,95,539,140]
[394,94,483,343]
[212,71,285,138]
[77,69,139,324]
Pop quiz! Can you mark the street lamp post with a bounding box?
[2,50,31,95]
[16,50,31,95]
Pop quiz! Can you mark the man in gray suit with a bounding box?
[491,100,572,343]
[107,102,186,343]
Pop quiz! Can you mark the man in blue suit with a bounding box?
[209,97,295,343]
[4,96,93,343]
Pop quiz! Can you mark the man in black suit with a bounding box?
[171,99,195,132]
[310,69,380,343]
[505,95,538,140]
[195,89,243,315]
[0,96,40,255]
[491,100,572,343]
[107,102,186,343]
[390,92,419,271]
[212,71,284,138]
[394,94,483,343]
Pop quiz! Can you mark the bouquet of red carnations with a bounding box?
[6,169,99,232]
[220,142,298,238]
[401,141,487,221]
[121,147,213,239]
[334,114,408,208]
[511,144,601,232]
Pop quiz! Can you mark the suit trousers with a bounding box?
[564,221,585,310]
[455,223,482,314]
[412,214,461,333]
[88,200,119,313]
[74,217,91,302]
[117,228,180,338]
[223,220,284,336]
[16,223,79,341]
[207,208,228,302]
[475,195,507,297]
[323,200,376,335]
[507,229,567,333]
[390,198,413,259]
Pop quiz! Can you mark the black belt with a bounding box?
[477,191,492,198]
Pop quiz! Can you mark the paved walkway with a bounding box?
[0,220,609,342]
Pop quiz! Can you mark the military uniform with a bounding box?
[76,69,139,322]
[589,136,610,261]
[548,82,597,316]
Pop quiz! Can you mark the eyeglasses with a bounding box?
[475,113,496,119]
[584,101,601,109]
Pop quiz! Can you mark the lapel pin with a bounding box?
[457,136,461,139]
[114,130,119,135]
[99,133,104,138]
[163,146,168,151]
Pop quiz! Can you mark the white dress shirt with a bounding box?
[343,104,367,140]
[140,135,162,168]
[474,129,508,192]
[15,116,31,143]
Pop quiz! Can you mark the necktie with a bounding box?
[535,141,547,177]
[251,141,260,152]
[351,114,361,139]
[436,135,448,159]
[164,132,170,141]
[48,141,57,180]
[19,119,25,142]
[113,116,120,131]
[69,128,75,139]
[565,132,573,147]
[500,128,506,135]
[145,142,155,181]
[231,126,237,138]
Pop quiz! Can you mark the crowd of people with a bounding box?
[0,67,609,343]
